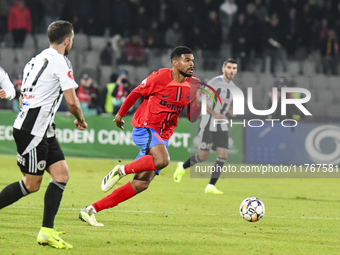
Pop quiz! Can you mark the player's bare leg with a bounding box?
[102,144,170,192]
[130,170,157,193]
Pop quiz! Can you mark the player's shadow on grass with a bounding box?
[269,196,340,203]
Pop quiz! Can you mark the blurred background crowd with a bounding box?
[0,0,339,121]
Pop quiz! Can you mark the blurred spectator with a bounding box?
[43,0,61,32]
[254,0,268,24]
[111,0,131,37]
[285,8,298,59]
[60,0,72,22]
[93,0,114,36]
[111,34,125,64]
[7,0,32,48]
[246,2,263,65]
[219,0,238,40]
[101,72,117,114]
[112,71,133,114]
[0,0,13,46]
[319,18,328,43]
[202,10,222,70]
[229,13,250,71]
[144,20,164,48]
[268,0,289,28]
[318,0,339,26]
[165,21,184,48]
[262,14,285,74]
[144,34,162,68]
[158,0,173,31]
[178,5,197,38]
[76,73,102,115]
[100,41,114,66]
[185,25,204,51]
[297,3,314,54]
[132,6,148,33]
[71,0,95,35]
[320,29,339,75]
[124,34,146,66]
[25,0,44,34]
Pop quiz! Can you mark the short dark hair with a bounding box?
[47,21,73,45]
[170,46,193,61]
[223,58,237,67]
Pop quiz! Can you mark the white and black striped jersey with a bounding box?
[199,75,236,132]
[0,66,15,100]
[13,48,78,140]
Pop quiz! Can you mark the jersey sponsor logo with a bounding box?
[162,95,171,98]
[68,70,74,80]
[24,94,35,99]
[185,92,190,101]
[160,100,184,112]
[37,160,46,171]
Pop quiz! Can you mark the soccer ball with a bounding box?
[239,197,265,222]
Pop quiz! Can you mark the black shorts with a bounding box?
[199,128,229,151]
[13,129,65,176]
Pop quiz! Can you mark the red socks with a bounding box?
[92,182,136,212]
[124,155,157,174]
[91,156,157,212]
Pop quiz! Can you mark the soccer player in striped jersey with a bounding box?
[0,66,15,100]
[173,59,238,194]
[79,46,202,226]
[0,21,87,249]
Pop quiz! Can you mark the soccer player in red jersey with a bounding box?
[79,46,202,226]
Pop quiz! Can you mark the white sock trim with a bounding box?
[120,165,126,176]
[88,205,97,214]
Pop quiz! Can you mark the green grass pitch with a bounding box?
[0,154,340,255]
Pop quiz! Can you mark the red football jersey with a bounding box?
[131,68,200,140]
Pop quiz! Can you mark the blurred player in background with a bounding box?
[79,46,202,226]
[0,21,87,249]
[173,59,238,194]
[0,66,15,100]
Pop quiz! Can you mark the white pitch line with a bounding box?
[3,206,339,220]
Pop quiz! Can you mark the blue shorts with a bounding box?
[132,127,169,175]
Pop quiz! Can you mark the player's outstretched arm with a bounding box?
[64,88,87,130]
[115,86,143,127]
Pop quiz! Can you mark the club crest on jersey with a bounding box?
[68,70,74,80]
[37,160,46,171]
[140,78,147,88]
[185,92,190,101]
[160,100,184,111]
